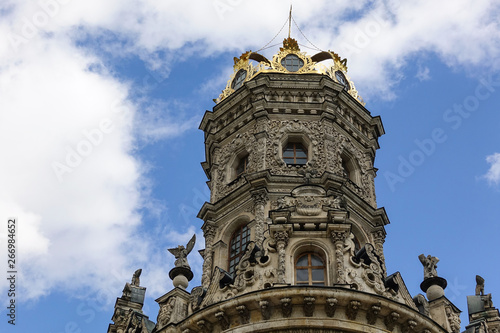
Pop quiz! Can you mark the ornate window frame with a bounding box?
[280,133,312,166]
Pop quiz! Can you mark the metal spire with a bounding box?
[288,5,292,38]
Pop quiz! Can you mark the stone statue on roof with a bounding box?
[131,268,142,286]
[168,234,196,270]
[418,254,439,279]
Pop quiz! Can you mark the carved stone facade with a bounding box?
[108,37,498,333]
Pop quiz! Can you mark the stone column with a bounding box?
[274,230,289,283]
[252,189,269,247]
[329,224,351,284]
[201,222,217,289]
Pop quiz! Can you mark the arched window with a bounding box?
[341,153,358,184]
[295,253,325,286]
[235,155,248,177]
[228,224,250,276]
[283,142,308,165]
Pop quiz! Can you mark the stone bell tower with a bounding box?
[146,36,461,333]
[107,32,491,333]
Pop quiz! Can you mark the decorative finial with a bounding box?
[418,254,439,279]
[131,268,142,286]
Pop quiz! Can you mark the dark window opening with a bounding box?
[228,224,250,276]
[283,142,308,165]
[281,54,304,72]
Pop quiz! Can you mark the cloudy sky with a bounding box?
[1,0,500,331]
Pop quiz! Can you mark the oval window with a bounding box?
[281,54,304,72]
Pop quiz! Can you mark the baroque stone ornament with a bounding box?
[281,297,292,318]
[236,305,250,324]
[325,297,338,317]
[197,319,213,333]
[346,300,361,320]
[260,300,272,320]
[303,297,316,317]
[215,311,229,330]
[401,319,418,333]
[384,311,400,331]
[157,296,176,327]
[274,230,289,283]
[330,226,351,284]
[252,188,269,247]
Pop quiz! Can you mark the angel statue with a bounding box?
[168,234,196,270]
[418,254,439,279]
[476,275,485,296]
[131,268,142,286]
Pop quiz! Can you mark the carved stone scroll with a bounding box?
[252,189,269,247]
[215,311,229,330]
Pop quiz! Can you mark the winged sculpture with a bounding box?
[418,253,439,279]
[476,275,485,296]
[168,234,196,270]
[131,268,142,286]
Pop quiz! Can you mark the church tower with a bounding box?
[151,36,460,332]
[107,25,500,333]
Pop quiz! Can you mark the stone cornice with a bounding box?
[161,286,448,333]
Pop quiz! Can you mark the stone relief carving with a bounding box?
[236,305,250,324]
[201,224,217,289]
[260,300,272,320]
[281,297,292,318]
[252,189,269,247]
[215,311,230,330]
[366,302,381,325]
[197,319,213,333]
[212,131,257,202]
[325,297,338,317]
[157,296,176,327]
[401,319,418,333]
[418,254,439,279]
[273,230,289,283]
[384,311,400,332]
[303,297,316,317]
[445,306,461,333]
[346,300,361,320]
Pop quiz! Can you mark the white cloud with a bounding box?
[416,65,431,81]
[484,153,500,185]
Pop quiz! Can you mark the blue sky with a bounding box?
[1,0,500,332]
